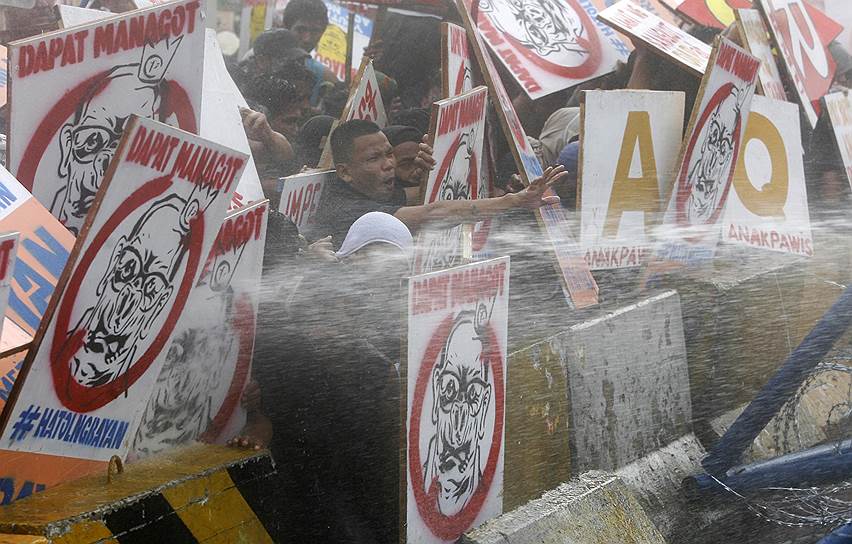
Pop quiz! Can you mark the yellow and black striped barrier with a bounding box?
[0,444,279,543]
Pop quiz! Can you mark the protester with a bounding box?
[298,114,336,168]
[382,125,425,188]
[234,28,310,89]
[279,0,341,105]
[309,119,566,248]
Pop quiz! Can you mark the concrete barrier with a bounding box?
[669,248,809,437]
[460,471,667,544]
[0,444,279,543]
[503,289,692,509]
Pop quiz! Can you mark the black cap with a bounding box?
[382,125,423,147]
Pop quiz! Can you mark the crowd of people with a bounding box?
[199,0,852,541]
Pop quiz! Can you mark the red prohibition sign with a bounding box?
[50,175,204,413]
[499,0,602,80]
[408,315,505,541]
[675,82,743,227]
[430,134,479,203]
[200,295,256,443]
[16,71,196,192]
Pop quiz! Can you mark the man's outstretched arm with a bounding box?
[394,166,566,231]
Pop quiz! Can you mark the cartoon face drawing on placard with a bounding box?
[680,83,748,225]
[423,311,492,516]
[67,188,208,389]
[439,131,477,202]
[478,0,599,74]
[51,38,183,235]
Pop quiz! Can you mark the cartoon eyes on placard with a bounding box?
[438,371,489,417]
[71,125,121,164]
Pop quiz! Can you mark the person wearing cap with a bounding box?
[297,114,336,168]
[382,125,425,189]
[309,119,567,249]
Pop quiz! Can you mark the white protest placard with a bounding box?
[598,0,712,76]
[405,256,509,544]
[278,170,333,232]
[457,0,598,308]
[442,22,474,99]
[722,95,812,256]
[757,0,842,128]
[7,0,205,237]
[823,91,852,191]
[201,91,265,212]
[472,0,623,100]
[56,5,114,29]
[131,200,268,459]
[343,58,388,127]
[659,38,760,261]
[0,233,20,334]
[735,8,787,103]
[0,116,246,462]
[318,58,389,169]
[414,87,488,274]
[200,29,263,212]
[579,90,684,269]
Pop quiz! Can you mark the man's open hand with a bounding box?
[511,166,566,209]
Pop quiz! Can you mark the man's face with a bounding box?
[270,103,305,141]
[392,141,421,188]
[72,226,176,387]
[338,132,397,202]
[430,319,490,516]
[290,17,327,53]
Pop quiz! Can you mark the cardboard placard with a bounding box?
[0,116,246,462]
[7,0,205,237]
[341,57,389,127]
[722,95,812,256]
[598,0,712,76]
[457,0,598,308]
[0,449,104,506]
[200,29,264,212]
[318,58,388,169]
[414,87,488,274]
[579,90,684,269]
[56,5,113,29]
[442,22,475,99]
[405,256,509,543]
[0,166,75,337]
[315,0,373,81]
[676,0,751,29]
[659,37,760,261]
[735,8,787,102]
[131,200,267,459]
[823,91,852,191]
[757,0,843,128]
[278,169,333,231]
[472,0,624,100]
[0,233,20,334]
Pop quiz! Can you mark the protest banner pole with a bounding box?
[345,12,356,86]
[701,284,852,476]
